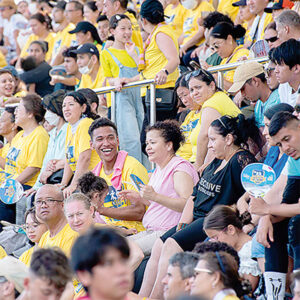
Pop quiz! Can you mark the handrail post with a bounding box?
[217,71,224,90]
[149,82,156,125]
[110,91,116,123]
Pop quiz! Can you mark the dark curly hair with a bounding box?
[88,117,118,140]
[193,241,240,267]
[78,171,109,198]
[146,119,185,153]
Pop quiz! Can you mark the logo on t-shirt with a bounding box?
[66,145,76,171]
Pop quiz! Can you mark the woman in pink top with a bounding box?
[120,120,198,256]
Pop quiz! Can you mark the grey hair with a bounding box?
[275,10,300,29]
[169,252,199,279]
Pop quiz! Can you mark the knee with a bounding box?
[162,238,182,254]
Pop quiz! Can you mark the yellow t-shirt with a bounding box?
[182,1,214,46]
[20,32,57,62]
[124,11,143,49]
[0,245,7,259]
[5,126,49,187]
[189,91,241,162]
[176,110,200,161]
[19,246,34,267]
[101,47,139,77]
[98,155,149,232]
[38,223,79,257]
[217,0,239,21]
[142,24,179,96]
[65,118,100,173]
[78,65,104,90]
[164,4,187,39]
[100,47,139,108]
[220,45,250,83]
[0,143,10,184]
[52,23,76,60]
[0,50,7,69]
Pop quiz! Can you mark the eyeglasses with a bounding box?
[23,223,41,231]
[35,198,63,207]
[265,67,275,76]
[0,276,7,284]
[265,36,278,43]
[185,69,214,82]
[295,104,300,113]
[194,267,213,277]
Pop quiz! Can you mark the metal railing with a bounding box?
[94,56,269,124]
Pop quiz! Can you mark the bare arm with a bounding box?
[156,32,180,74]
[195,107,221,169]
[141,171,195,212]
[180,25,205,55]
[16,167,40,184]
[178,195,195,224]
[98,201,146,222]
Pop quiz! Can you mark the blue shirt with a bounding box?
[264,146,288,179]
[286,156,300,177]
[254,89,280,128]
[33,123,68,189]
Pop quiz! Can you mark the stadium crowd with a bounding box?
[0,0,299,299]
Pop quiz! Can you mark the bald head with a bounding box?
[35,185,65,225]
[36,184,64,200]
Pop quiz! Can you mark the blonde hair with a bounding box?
[64,192,92,212]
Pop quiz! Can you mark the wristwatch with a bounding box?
[162,69,169,75]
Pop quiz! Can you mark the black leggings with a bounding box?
[160,217,207,251]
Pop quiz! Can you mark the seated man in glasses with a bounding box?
[35,184,78,256]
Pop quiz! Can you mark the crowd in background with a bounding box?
[0,0,299,299]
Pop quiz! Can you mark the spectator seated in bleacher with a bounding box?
[84,1,99,26]
[87,117,148,233]
[120,120,198,256]
[204,205,261,291]
[19,41,54,97]
[59,91,99,198]
[24,90,67,197]
[275,10,300,43]
[228,61,280,128]
[138,114,259,299]
[19,207,47,266]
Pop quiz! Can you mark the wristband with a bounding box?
[176,223,188,231]
[162,69,169,75]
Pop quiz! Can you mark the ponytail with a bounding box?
[211,114,263,149]
[203,205,252,231]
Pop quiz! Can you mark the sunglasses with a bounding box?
[185,69,214,82]
[295,104,300,113]
[265,36,278,43]
[265,67,275,76]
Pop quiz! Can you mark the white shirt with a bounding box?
[278,82,299,107]
[3,13,28,49]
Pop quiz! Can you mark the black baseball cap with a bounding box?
[71,43,99,60]
[69,21,102,44]
[232,0,246,6]
[264,0,294,13]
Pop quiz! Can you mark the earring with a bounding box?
[212,283,216,288]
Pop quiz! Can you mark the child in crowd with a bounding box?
[100,14,144,163]
[204,205,261,291]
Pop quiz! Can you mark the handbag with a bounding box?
[145,88,176,112]
[46,169,64,184]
